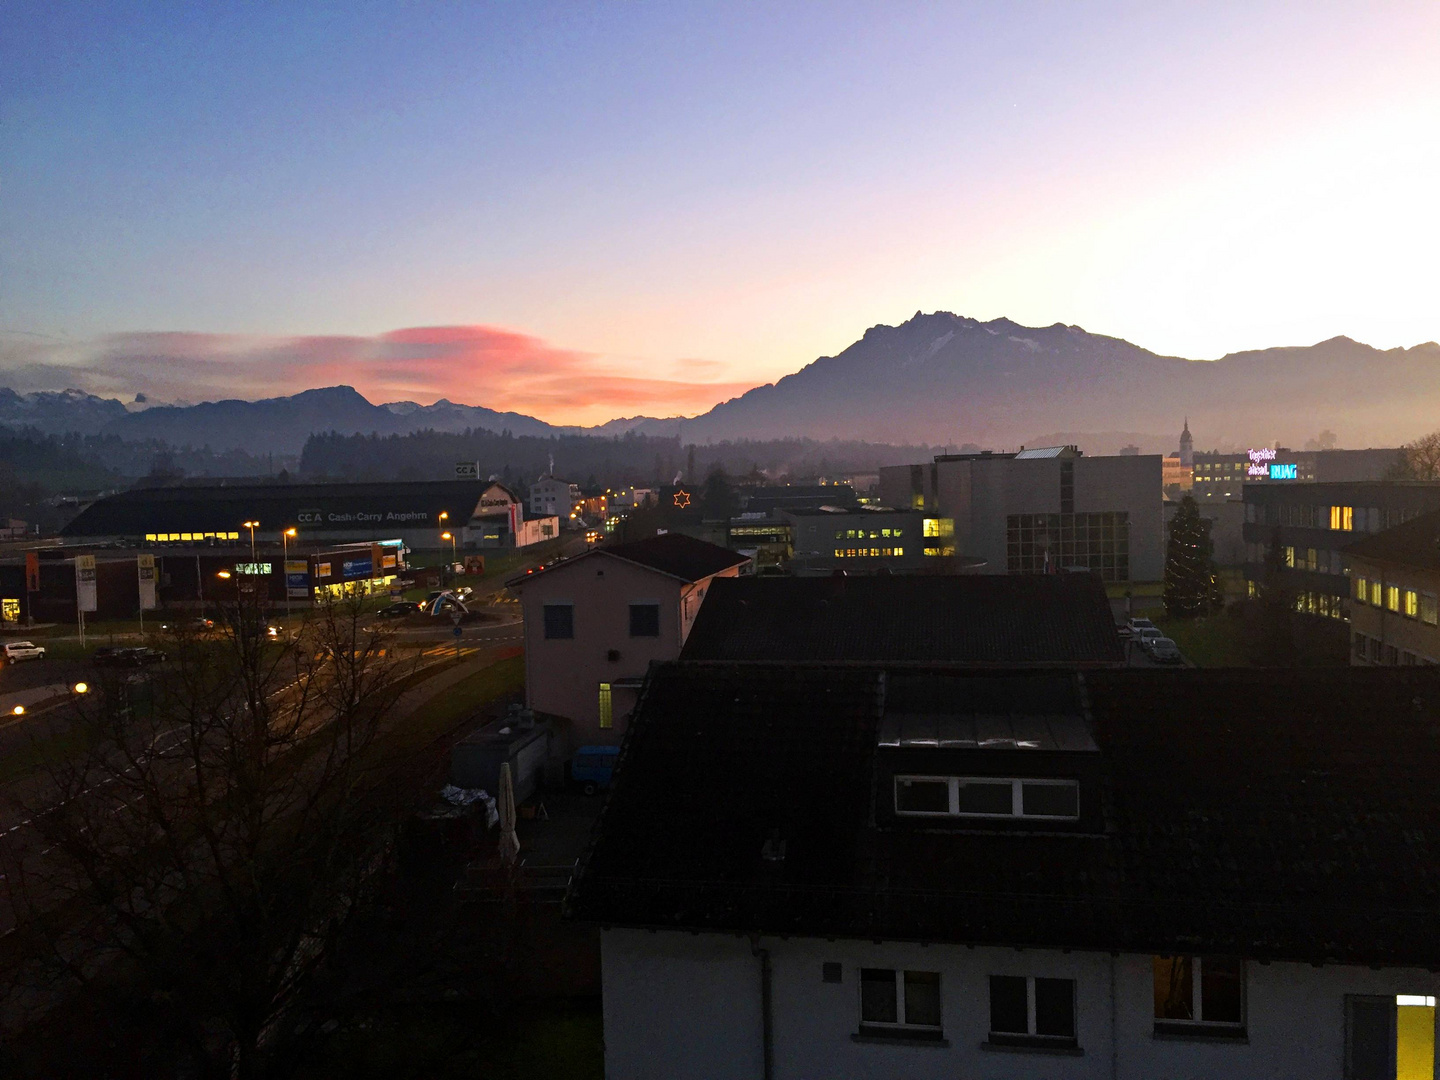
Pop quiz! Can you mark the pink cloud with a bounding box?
[0,325,755,425]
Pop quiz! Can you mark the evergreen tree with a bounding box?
[1163,495,1223,617]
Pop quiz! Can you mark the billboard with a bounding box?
[137,553,157,611]
[285,559,309,599]
[75,554,97,613]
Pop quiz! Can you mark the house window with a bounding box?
[1283,546,1295,568]
[543,603,574,639]
[598,683,612,729]
[629,603,661,637]
[1387,585,1401,613]
[894,776,1079,821]
[988,975,1077,1047]
[859,968,942,1038]
[1422,593,1438,627]
[1405,590,1420,619]
[1371,580,1384,607]
[1153,956,1244,1034]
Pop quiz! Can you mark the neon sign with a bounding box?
[1270,463,1298,480]
[1247,447,1277,477]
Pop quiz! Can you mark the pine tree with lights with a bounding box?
[1163,495,1223,618]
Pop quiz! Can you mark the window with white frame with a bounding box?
[859,968,942,1038]
[988,975,1077,1047]
[894,776,1079,820]
[1153,956,1244,1033]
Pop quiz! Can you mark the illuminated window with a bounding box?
[1329,505,1354,531]
[1153,956,1244,1032]
[598,683,612,729]
[1387,585,1401,613]
[893,528,904,538]
[834,548,843,557]
[834,530,843,540]
[1354,576,1368,603]
[893,547,903,557]
[1406,589,1420,619]
[181,533,193,541]
[1283,546,1295,568]
[1,599,18,623]
[144,533,157,542]
[1371,580,1383,607]
[922,518,954,539]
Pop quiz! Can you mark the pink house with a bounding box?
[508,533,749,753]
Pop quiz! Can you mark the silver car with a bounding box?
[1144,636,1183,665]
[2,641,46,663]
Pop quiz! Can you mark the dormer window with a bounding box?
[895,776,1079,821]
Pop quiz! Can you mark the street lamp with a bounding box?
[217,570,232,579]
[441,531,457,568]
[282,527,297,615]
[242,520,260,561]
[72,682,89,695]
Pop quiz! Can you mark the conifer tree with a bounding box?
[1163,495,1223,617]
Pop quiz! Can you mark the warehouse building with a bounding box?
[59,479,556,552]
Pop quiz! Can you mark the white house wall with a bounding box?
[602,928,1440,1079]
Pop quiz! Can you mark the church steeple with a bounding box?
[1179,417,1194,467]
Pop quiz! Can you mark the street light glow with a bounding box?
[73,682,89,695]
[11,705,23,716]
[217,570,232,579]
[284,527,297,538]
[441,531,452,540]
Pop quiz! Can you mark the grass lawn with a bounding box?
[385,654,525,748]
[1153,613,1251,667]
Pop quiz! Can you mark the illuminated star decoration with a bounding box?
[673,490,691,509]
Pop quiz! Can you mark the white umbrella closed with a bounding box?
[497,761,520,867]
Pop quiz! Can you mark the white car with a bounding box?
[1122,617,1158,638]
[3,641,46,663]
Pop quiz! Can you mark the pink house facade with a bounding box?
[508,533,749,753]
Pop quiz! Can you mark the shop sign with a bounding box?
[285,559,309,599]
[75,554,97,613]
[137,553,157,611]
[1269,463,1298,480]
[341,558,373,580]
[235,562,273,575]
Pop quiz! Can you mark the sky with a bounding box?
[2,1,1439,425]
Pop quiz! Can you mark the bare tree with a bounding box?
[2,592,419,1078]
[1389,431,1440,480]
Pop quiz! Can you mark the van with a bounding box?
[571,745,619,796]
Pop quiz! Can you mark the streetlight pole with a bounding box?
[282,527,297,616]
[442,531,457,569]
[438,511,450,584]
[243,520,260,563]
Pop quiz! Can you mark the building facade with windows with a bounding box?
[782,507,948,573]
[572,663,1440,1080]
[528,475,583,523]
[506,533,748,753]
[878,447,1163,582]
[1242,482,1440,621]
[1346,510,1440,666]
[1192,447,1402,504]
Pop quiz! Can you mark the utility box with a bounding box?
[450,710,551,804]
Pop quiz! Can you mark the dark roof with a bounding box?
[680,574,1124,666]
[601,533,750,582]
[569,664,1440,967]
[508,532,749,588]
[60,480,490,537]
[1345,509,1440,572]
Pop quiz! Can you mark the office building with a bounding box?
[782,506,946,573]
[1192,446,1401,504]
[528,475,583,523]
[1242,481,1440,619]
[1346,510,1440,666]
[878,447,1163,582]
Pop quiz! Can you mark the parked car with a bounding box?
[160,617,215,634]
[1144,636,1184,665]
[376,602,422,619]
[1134,626,1165,647]
[1121,617,1158,639]
[572,744,620,796]
[2,641,45,664]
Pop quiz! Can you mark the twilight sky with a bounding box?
[2,1,1439,425]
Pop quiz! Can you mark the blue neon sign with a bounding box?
[1269,463,1298,480]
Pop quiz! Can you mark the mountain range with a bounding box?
[4,313,1439,454]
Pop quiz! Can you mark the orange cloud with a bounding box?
[0,325,755,426]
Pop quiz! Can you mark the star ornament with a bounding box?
[673,489,692,508]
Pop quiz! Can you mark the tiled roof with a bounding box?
[601,532,750,582]
[569,664,1440,967]
[680,575,1124,666]
[1345,509,1440,572]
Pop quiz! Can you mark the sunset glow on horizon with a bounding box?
[3,2,1440,424]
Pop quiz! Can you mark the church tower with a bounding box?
[1179,418,1194,467]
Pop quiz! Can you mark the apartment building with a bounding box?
[571,663,1440,1080]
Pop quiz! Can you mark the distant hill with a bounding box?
[672,313,1440,449]
[4,313,1439,452]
